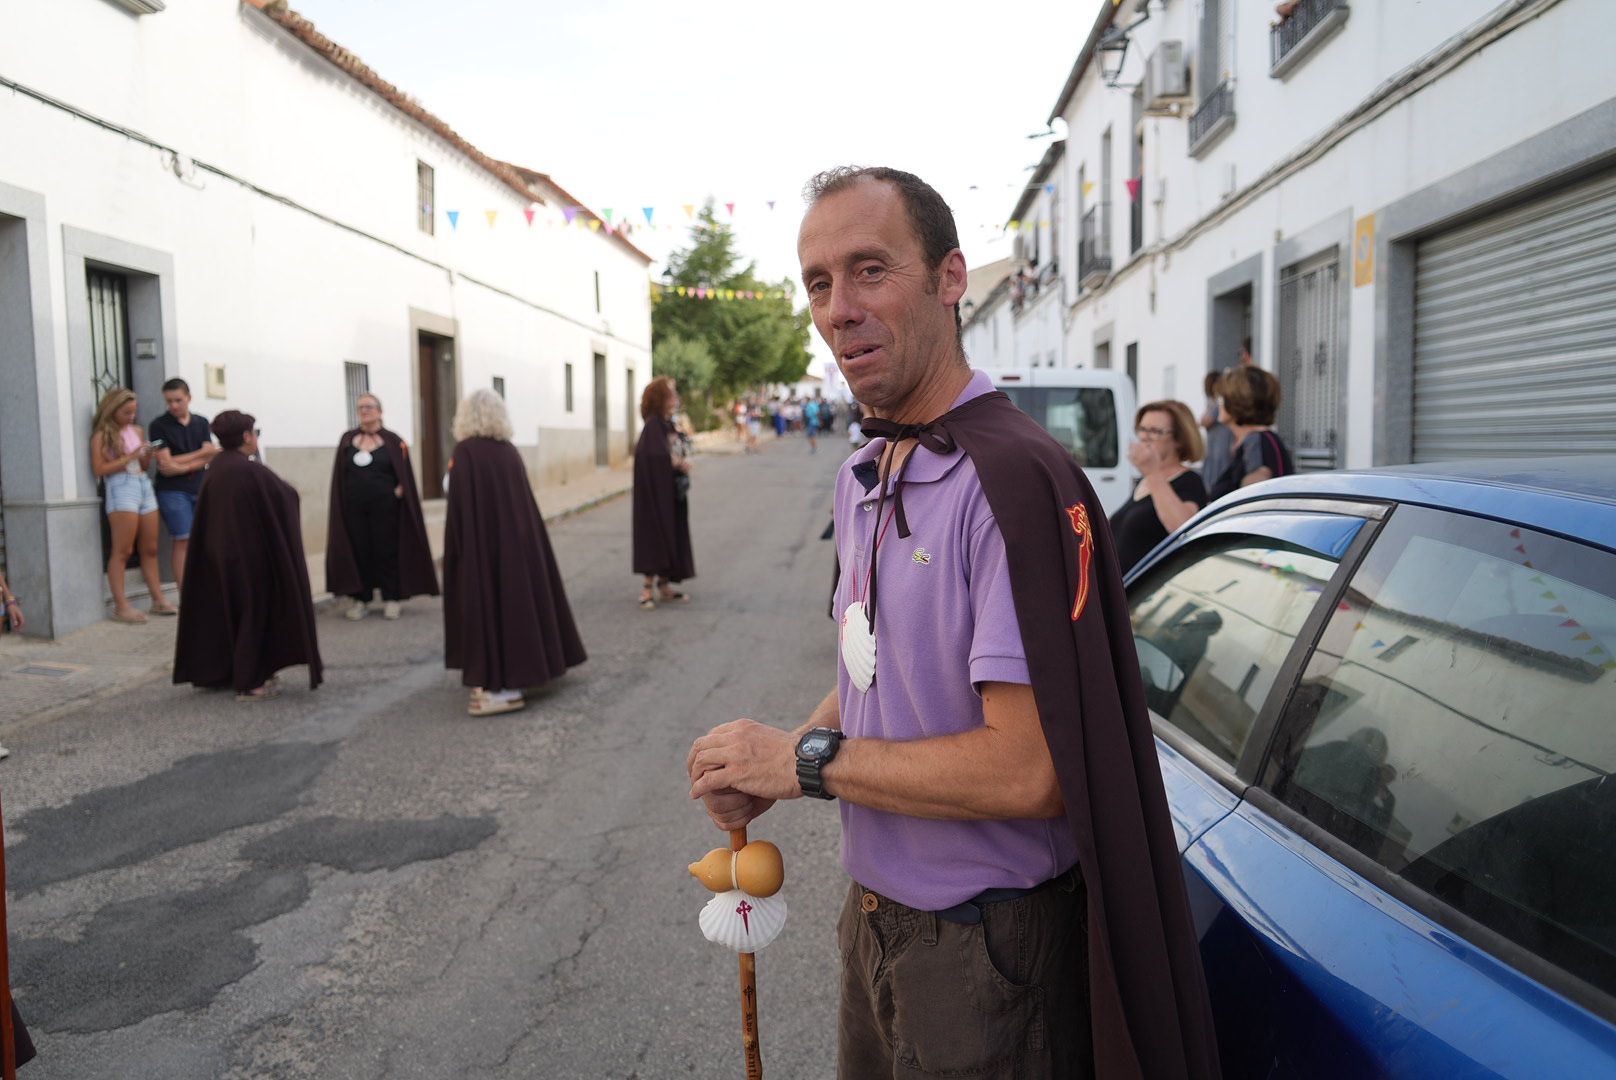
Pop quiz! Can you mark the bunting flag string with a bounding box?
[650,283,789,303]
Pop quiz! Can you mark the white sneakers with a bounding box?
[345,599,401,620]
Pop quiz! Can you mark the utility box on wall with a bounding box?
[1145,42,1189,109]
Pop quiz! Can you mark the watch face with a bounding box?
[802,734,830,756]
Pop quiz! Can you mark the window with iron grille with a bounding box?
[417,161,435,235]
[565,363,575,412]
[87,269,131,402]
[1276,249,1342,470]
[344,362,370,429]
[493,376,506,399]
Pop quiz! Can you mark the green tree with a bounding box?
[652,201,812,400]
[652,335,715,399]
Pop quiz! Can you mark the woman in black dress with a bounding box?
[326,393,439,621]
[1206,365,1295,501]
[1109,400,1208,575]
[632,376,695,609]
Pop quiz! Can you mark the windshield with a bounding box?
[998,386,1119,468]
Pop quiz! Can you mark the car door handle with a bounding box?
[1098,475,1117,481]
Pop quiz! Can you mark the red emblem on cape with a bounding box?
[1065,502,1095,622]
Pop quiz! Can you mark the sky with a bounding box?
[289,0,1096,372]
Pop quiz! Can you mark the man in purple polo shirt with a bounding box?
[688,168,1219,1080]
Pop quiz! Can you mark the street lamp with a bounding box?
[1097,26,1131,88]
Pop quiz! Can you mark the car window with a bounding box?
[1129,531,1344,766]
[1267,505,1616,995]
[999,387,1118,468]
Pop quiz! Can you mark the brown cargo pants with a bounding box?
[836,875,1091,1079]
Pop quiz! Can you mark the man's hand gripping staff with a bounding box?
[688,722,793,1080]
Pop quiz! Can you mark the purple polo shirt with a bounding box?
[833,370,1078,910]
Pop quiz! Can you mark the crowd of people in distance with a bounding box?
[730,393,843,455]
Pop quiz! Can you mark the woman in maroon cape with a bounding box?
[442,389,586,717]
[631,376,695,610]
[173,412,323,701]
[325,393,438,621]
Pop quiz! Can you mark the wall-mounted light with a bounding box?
[1098,26,1131,88]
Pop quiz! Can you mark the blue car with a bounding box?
[1124,457,1616,1077]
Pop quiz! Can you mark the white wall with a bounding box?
[1040,0,1609,468]
[0,0,651,486]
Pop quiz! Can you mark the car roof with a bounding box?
[1200,456,1616,552]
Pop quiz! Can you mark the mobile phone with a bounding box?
[148,438,166,450]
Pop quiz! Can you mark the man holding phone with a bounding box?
[149,377,219,589]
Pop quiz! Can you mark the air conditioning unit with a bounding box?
[1144,42,1189,109]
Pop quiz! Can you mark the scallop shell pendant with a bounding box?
[699,889,788,952]
[352,449,374,467]
[841,601,876,693]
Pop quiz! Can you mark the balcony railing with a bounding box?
[1188,80,1235,156]
[1078,205,1111,285]
[1129,193,1144,255]
[1271,0,1350,78]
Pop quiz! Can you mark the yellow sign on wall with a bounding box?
[1353,213,1376,287]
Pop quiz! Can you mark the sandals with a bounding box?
[468,689,525,717]
[112,608,148,625]
[149,603,179,617]
[658,588,689,604]
[638,589,656,611]
[236,678,282,703]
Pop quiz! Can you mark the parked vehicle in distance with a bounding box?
[1126,457,1616,1077]
[983,367,1135,516]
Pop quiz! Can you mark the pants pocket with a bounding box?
[888,919,1038,1077]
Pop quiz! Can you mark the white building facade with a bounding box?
[0,0,652,637]
[1028,0,1615,470]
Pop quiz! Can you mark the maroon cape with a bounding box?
[862,393,1220,1080]
[173,450,323,692]
[442,437,586,691]
[324,427,439,598]
[631,415,695,581]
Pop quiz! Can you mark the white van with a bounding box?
[982,368,1136,517]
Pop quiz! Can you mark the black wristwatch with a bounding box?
[796,727,845,800]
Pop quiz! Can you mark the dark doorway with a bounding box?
[624,367,636,458]
[416,332,456,498]
[1209,284,1253,375]
[593,352,608,467]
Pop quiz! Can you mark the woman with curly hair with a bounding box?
[441,389,586,717]
[90,387,175,623]
[632,376,696,609]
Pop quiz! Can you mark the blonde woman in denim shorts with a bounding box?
[91,388,175,624]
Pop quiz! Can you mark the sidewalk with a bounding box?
[0,457,645,729]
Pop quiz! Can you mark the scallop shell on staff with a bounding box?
[699,889,788,952]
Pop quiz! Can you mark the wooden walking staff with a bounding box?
[0,789,16,1080]
[689,829,788,1080]
[731,828,763,1080]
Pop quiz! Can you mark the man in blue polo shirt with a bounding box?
[149,377,219,589]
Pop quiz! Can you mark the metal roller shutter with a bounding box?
[1412,169,1616,461]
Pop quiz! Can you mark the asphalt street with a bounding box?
[4,434,850,1080]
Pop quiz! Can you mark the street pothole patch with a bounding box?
[8,741,337,893]
[11,664,81,678]
[241,814,498,873]
[14,867,312,1033]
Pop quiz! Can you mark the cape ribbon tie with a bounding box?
[856,414,963,637]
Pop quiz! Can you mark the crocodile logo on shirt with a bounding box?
[911,547,932,565]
